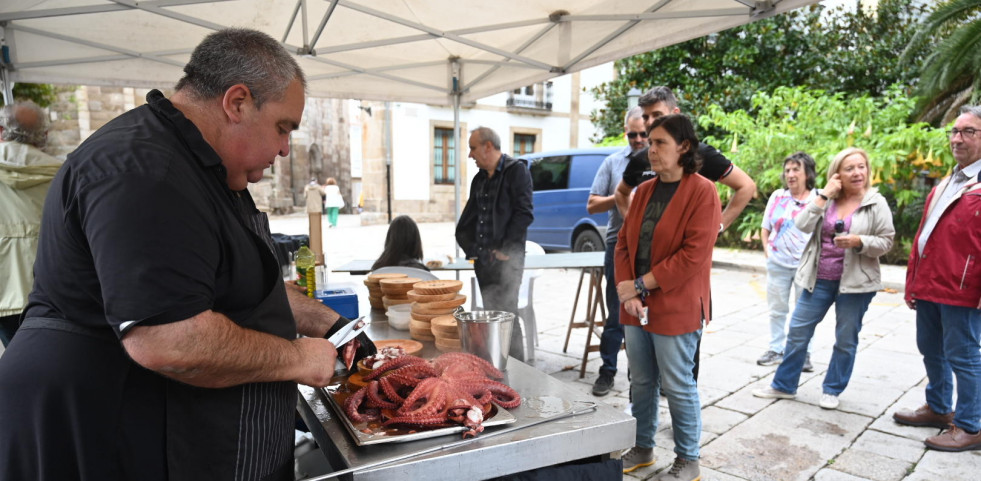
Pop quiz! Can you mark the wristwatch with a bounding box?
[817,192,829,201]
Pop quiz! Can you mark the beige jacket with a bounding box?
[304,183,324,214]
[793,187,894,294]
[0,142,62,316]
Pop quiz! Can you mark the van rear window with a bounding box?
[528,155,571,191]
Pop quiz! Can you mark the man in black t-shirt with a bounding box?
[614,87,755,232]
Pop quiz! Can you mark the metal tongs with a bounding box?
[326,316,367,347]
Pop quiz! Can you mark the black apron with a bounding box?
[0,212,297,481]
[167,210,297,481]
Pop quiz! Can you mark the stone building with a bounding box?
[40,86,351,217]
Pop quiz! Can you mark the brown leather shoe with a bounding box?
[925,425,981,452]
[893,404,954,429]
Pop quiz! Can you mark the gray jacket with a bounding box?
[793,188,894,293]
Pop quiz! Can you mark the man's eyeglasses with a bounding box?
[948,128,980,139]
[626,131,649,139]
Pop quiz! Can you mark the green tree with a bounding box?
[0,83,59,107]
[698,86,950,264]
[904,0,981,124]
[590,0,930,141]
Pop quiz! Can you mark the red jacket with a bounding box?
[906,175,981,309]
[615,173,721,335]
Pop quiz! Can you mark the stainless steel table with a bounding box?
[333,252,605,274]
[297,309,635,481]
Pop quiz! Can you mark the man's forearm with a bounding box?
[614,180,632,218]
[719,166,755,231]
[122,310,334,389]
[721,185,753,230]
[287,285,340,337]
[587,194,615,214]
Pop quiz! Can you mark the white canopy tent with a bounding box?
[0,0,817,219]
[2,0,816,105]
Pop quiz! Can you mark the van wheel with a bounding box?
[573,230,604,252]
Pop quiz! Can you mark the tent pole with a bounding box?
[451,59,462,263]
[0,24,12,105]
[384,101,393,223]
[0,66,11,106]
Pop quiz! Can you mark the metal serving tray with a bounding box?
[322,380,516,446]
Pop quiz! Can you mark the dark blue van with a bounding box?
[521,147,620,252]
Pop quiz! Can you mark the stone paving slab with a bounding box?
[830,448,913,481]
[702,401,870,481]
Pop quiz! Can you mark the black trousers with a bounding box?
[474,256,525,362]
[0,314,19,348]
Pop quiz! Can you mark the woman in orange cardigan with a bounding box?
[615,114,721,480]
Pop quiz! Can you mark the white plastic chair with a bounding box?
[369,266,439,281]
[470,241,545,361]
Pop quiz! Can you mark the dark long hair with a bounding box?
[648,114,701,174]
[371,215,425,270]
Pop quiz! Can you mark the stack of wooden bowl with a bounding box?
[406,280,466,343]
[363,273,406,310]
[379,277,422,308]
[431,315,462,352]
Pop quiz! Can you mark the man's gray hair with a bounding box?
[623,106,643,130]
[638,86,678,110]
[0,100,48,148]
[472,126,501,151]
[960,105,981,120]
[175,28,306,109]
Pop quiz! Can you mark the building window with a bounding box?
[506,81,553,111]
[434,127,456,184]
[513,134,536,157]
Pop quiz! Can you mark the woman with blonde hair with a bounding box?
[754,147,894,410]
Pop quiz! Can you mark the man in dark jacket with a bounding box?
[456,127,534,361]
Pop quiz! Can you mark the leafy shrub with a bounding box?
[698,86,951,264]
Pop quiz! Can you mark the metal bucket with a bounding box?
[454,310,515,371]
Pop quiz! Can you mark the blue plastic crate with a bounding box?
[315,286,359,320]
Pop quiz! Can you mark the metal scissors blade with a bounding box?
[327,317,367,347]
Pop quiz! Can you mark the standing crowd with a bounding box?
[0,27,979,481]
[587,86,981,480]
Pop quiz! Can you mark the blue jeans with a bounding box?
[599,240,623,376]
[765,257,811,354]
[771,279,874,396]
[915,299,981,433]
[625,324,702,460]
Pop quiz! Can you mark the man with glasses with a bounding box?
[587,106,648,396]
[896,105,981,452]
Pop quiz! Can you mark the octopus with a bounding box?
[342,352,521,438]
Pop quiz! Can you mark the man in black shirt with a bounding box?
[456,127,534,362]
[614,86,755,232]
[0,29,369,481]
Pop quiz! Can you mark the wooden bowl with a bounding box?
[412,280,464,295]
[406,290,458,302]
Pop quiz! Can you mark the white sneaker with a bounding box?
[752,386,795,400]
[820,393,839,410]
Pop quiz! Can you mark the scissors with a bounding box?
[326,316,368,348]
